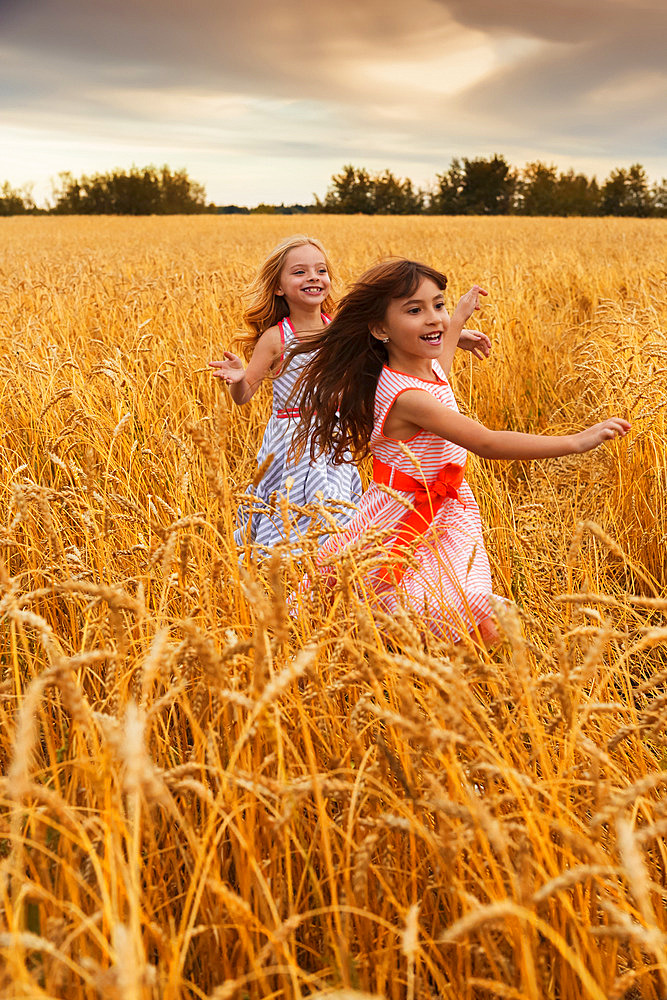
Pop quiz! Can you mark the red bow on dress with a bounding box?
[372,457,466,585]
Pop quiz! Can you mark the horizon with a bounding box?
[5,155,665,213]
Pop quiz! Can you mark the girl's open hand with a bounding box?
[453,285,488,325]
[575,417,631,453]
[458,328,491,360]
[209,352,245,384]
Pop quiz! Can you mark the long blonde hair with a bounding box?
[233,235,336,359]
[289,259,448,463]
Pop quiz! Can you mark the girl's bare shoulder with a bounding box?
[260,321,281,337]
[254,323,283,356]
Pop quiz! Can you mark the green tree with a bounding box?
[650,179,667,217]
[371,170,423,214]
[51,172,81,213]
[431,159,464,214]
[519,164,601,216]
[158,166,206,214]
[600,164,652,216]
[519,162,559,215]
[432,155,516,214]
[0,181,35,215]
[460,155,516,214]
[320,165,374,214]
[52,165,207,215]
[554,170,600,216]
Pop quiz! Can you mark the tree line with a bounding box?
[1,156,665,217]
[318,158,666,217]
[0,166,209,216]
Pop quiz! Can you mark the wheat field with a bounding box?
[0,215,666,1000]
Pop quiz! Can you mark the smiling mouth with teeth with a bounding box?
[421,332,442,341]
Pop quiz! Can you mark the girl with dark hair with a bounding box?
[291,259,630,644]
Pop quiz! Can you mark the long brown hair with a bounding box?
[289,259,448,463]
[233,234,336,359]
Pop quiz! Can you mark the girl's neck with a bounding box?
[286,301,326,334]
[386,350,438,382]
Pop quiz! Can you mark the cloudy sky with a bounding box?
[1,0,665,207]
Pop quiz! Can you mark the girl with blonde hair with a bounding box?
[210,234,361,551]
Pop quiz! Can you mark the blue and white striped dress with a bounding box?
[235,315,362,553]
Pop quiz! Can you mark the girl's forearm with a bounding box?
[478,429,579,460]
[440,317,466,376]
[228,378,253,405]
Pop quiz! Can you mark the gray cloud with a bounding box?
[3,0,665,111]
[442,0,663,42]
[1,0,665,205]
[440,1,667,151]
[1,0,449,101]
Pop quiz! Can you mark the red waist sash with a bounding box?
[372,457,466,585]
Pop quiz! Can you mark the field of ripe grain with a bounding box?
[0,215,666,1000]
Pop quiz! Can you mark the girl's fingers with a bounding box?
[210,352,241,367]
[602,418,631,438]
[460,286,488,315]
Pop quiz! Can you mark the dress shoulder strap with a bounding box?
[280,313,330,350]
[278,316,295,360]
[279,315,294,341]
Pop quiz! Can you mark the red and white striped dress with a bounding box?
[318,362,496,641]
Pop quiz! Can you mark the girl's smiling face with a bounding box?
[372,277,449,371]
[277,244,331,309]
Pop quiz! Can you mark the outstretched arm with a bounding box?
[209,326,282,406]
[441,286,488,376]
[387,389,630,460]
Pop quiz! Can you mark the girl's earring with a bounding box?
[381,337,389,343]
